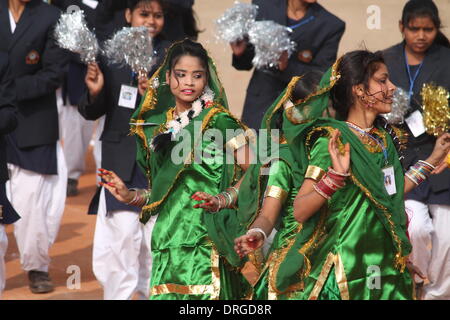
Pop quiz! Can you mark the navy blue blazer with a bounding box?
[0,0,68,149]
[383,42,450,204]
[233,0,345,129]
[0,52,20,224]
[78,37,170,182]
[50,0,99,106]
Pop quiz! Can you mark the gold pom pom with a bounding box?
[446,153,450,168]
[420,83,450,137]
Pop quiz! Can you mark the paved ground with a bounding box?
[3,0,449,300]
[3,147,101,300]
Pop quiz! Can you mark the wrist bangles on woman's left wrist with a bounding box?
[127,188,151,208]
[405,160,436,185]
[246,228,267,243]
[210,187,239,212]
[313,167,349,200]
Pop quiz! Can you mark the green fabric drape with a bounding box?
[272,61,413,299]
[128,41,250,299]
[242,60,413,299]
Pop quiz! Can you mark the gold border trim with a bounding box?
[334,253,350,300]
[264,185,288,203]
[308,252,335,300]
[307,252,350,300]
[150,246,221,299]
[226,133,248,151]
[305,165,326,182]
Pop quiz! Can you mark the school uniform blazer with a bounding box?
[232,0,345,129]
[94,0,127,42]
[0,0,68,149]
[383,42,450,196]
[0,52,17,184]
[78,39,170,182]
[0,52,20,224]
[51,0,98,106]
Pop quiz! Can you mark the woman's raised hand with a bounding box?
[328,129,351,175]
[98,169,134,203]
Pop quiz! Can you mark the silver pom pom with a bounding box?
[383,87,411,124]
[248,21,297,69]
[104,26,156,75]
[215,1,258,43]
[54,10,99,63]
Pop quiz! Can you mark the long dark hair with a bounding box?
[274,70,323,130]
[127,0,165,11]
[331,50,405,157]
[163,2,201,41]
[401,0,450,48]
[330,50,385,121]
[292,70,324,103]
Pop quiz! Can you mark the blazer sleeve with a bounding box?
[231,42,255,71]
[0,105,18,135]
[13,16,69,102]
[0,76,18,134]
[231,0,264,71]
[274,21,345,83]
[77,88,107,121]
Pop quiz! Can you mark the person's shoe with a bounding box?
[28,270,54,294]
[67,178,79,197]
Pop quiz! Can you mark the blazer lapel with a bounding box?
[271,0,287,25]
[415,44,441,88]
[8,1,36,51]
[389,43,410,92]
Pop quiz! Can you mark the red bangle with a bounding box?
[313,170,347,200]
[327,167,349,185]
[314,174,334,199]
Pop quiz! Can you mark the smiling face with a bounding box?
[166,55,208,107]
[400,15,438,55]
[355,63,396,114]
[125,0,164,38]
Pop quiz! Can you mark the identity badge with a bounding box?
[118,85,138,109]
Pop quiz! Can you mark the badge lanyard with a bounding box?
[346,122,389,166]
[287,15,315,31]
[131,71,137,86]
[404,48,424,99]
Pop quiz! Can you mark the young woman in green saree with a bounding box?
[232,71,324,300]
[97,39,253,300]
[278,50,450,300]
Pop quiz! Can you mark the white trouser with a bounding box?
[406,200,450,299]
[92,188,156,300]
[60,104,95,180]
[6,143,67,272]
[263,229,277,258]
[92,116,104,183]
[0,224,7,298]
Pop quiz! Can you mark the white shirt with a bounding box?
[9,10,16,33]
